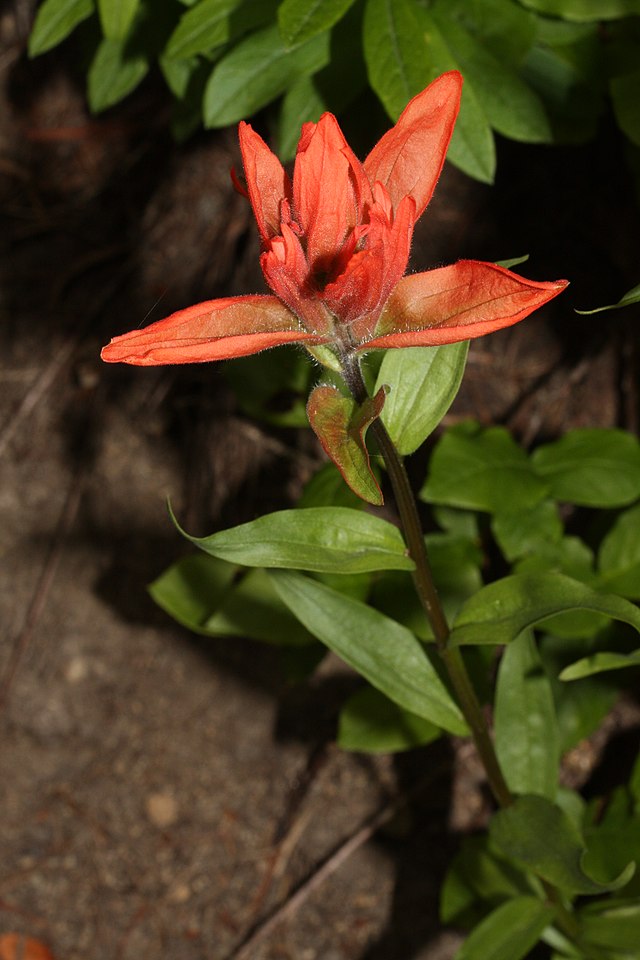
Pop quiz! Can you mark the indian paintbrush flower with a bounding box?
[101,72,567,501]
[101,71,566,367]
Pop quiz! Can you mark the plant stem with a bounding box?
[340,353,582,940]
[341,354,512,808]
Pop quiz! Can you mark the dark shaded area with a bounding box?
[1,4,639,959]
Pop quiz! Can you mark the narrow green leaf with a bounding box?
[579,899,640,954]
[532,430,640,507]
[441,834,533,925]
[559,649,640,680]
[575,281,640,315]
[599,503,640,598]
[374,342,469,456]
[363,0,430,120]
[204,23,329,126]
[430,7,551,144]
[420,9,496,182]
[450,572,640,647]
[494,631,560,799]
[97,0,139,40]
[491,795,635,895]
[338,686,441,753]
[278,0,356,46]
[172,506,414,574]
[165,0,240,60]
[453,896,555,960]
[149,553,237,634]
[496,254,530,269]
[270,570,468,734]
[29,0,94,55]
[421,422,549,514]
[307,384,386,506]
[87,36,148,112]
[278,75,326,160]
[518,0,640,20]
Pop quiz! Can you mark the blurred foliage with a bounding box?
[28,0,640,182]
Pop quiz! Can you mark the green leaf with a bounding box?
[337,685,441,753]
[278,75,326,160]
[492,499,563,563]
[204,23,329,126]
[532,430,640,507]
[278,0,356,46]
[165,0,240,59]
[441,834,533,925]
[430,5,551,144]
[491,795,635,895]
[28,0,94,56]
[270,570,468,734]
[307,384,386,506]
[446,0,538,64]
[599,503,640,598]
[87,36,149,112]
[374,342,469,456]
[97,0,139,40]
[297,462,367,510]
[583,791,640,899]
[494,631,560,799]
[579,899,640,954]
[421,422,549,514]
[363,0,430,121]
[496,254,530,269]
[149,554,315,645]
[450,573,640,647]
[453,896,555,960]
[559,649,640,680]
[173,505,414,574]
[420,9,496,182]
[576,281,640,315]
[518,0,640,20]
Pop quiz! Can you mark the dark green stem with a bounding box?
[340,352,582,939]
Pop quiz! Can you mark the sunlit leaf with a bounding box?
[28,0,94,56]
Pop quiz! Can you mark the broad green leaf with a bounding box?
[559,649,640,680]
[160,54,199,98]
[149,554,314,645]
[441,834,533,925]
[433,505,479,539]
[579,899,640,954]
[453,896,555,960]
[599,503,640,598]
[374,342,469,455]
[173,506,414,574]
[278,0,356,46]
[494,631,560,799]
[450,573,640,647]
[278,75,326,159]
[492,499,563,563]
[532,430,640,507]
[363,0,430,121]
[307,385,386,506]
[583,791,640,900]
[337,685,441,753]
[421,422,549,514]
[576,281,640,315]
[518,0,640,20]
[430,5,551,144]
[87,37,148,112]
[97,0,139,40]
[420,9,496,182]
[165,0,240,59]
[28,0,94,56]
[443,0,538,65]
[491,795,635,895]
[297,462,366,510]
[204,23,329,126]
[270,570,467,733]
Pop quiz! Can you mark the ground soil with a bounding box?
[1,4,639,959]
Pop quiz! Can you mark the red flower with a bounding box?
[101,72,566,367]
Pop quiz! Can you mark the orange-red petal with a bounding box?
[364,71,462,219]
[101,295,322,366]
[239,122,292,242]
[362,260,568,349]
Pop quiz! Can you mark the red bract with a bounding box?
[101,72,567,367]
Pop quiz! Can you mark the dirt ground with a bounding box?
[1,3,640,959]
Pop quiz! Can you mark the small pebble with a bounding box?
[145,791,179,828]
